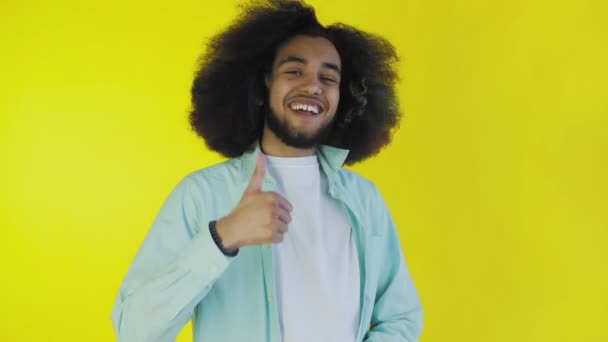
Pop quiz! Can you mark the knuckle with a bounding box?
[271,192,283,205]
[266,208,276,221]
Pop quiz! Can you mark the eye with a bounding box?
[321,76,338,84]
[285,70,302,76]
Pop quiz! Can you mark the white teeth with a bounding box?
[290,103,320,114]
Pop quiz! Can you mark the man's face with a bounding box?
[265,35,341,148]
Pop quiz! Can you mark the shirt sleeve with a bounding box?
[111,176,235,342]
[364,187,424,341]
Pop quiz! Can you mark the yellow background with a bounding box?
[1,0,606,341]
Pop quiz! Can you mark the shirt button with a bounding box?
[267,295,273,302]
[210,264,218,273]
[265,175,272,182]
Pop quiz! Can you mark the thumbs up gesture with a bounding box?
[215,153,293,251]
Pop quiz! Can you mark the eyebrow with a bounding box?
[277,55,341,73]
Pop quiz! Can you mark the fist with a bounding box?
[216,152,293,250]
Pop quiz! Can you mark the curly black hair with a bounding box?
[190,0,400,165]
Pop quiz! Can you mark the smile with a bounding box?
[287,98,325,116]
[289,102,320,114]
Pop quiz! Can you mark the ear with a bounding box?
[256,73,270,106]
[264,73,270,88]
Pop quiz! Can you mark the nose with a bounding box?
[300,74,322,95]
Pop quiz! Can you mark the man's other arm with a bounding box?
[364,187,424,341]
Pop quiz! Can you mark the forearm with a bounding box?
[363,245,423,341]
[111,226,233,342]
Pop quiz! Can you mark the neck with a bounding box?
[260,126,316,157]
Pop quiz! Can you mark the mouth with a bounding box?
[287,98,325,117]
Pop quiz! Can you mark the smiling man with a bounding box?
[111,1,423,341]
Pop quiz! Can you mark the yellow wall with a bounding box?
[1,0,606,341]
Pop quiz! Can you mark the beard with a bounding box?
[264,103,335,149]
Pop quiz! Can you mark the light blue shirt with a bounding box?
[111,142,423,341]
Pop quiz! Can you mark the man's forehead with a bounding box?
[273,35,341,68]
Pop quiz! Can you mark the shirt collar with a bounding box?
[239,140,350,190]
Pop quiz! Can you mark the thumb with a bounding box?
[245,152,266,194]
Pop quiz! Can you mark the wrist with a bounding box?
[215,217,240,250]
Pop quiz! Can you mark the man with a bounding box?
[111,1,423,341]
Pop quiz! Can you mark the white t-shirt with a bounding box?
[267,154,360,342]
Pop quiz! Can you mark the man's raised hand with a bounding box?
[215,153,293,251]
